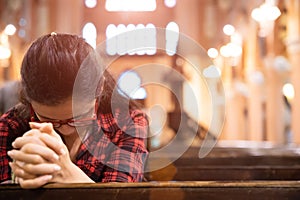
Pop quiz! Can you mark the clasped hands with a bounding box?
[7,122,93,189]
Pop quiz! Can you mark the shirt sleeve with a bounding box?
[101,110,148,182]
[0,114,13,182]
[0,107,29,183]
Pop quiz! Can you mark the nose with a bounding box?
[55,124,77,136]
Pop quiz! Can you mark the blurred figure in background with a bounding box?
[0,80,20,115]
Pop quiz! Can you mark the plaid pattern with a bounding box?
[0,106,148,183]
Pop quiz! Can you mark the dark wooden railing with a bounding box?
[1,181,300,200]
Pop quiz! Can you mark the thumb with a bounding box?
[40,123,63,142]
[39,123,54,134]
[29,122,43,130]
[29,122,62,142]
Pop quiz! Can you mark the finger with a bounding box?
[8,150,44,164]
[30,122,53,135]
[29,122,44,130]
[12,161,60,178]
[40,123,63,142]
[21,163,61,175]
[10,144,59,163]
[39,123,53,134]
[39,133,66,155]
[9,162,36,180]
[7,148,58,164]
[12,133,46,149]
[18,175,53,189]
[22,143,60,162]
[30,122,63,142]
[23,128,41,137]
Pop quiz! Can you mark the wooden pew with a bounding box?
[2,143,300,199]
[1,181,300,200]
[146,144,300,181]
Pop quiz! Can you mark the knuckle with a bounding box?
[32,155,44,164]
[14,137,22,143]
[28,136,43,145]
[22,143,38,153]
[22,163,33,172]
[40,133,50,142]
[26,129,41,136]
[29,137,39,143]
[13,137,23,146]
[14,169,24,177]
[21,144,31,152]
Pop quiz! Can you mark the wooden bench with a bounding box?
[1,181,300,200]
[146,145,300,181]
[2,143,300,199]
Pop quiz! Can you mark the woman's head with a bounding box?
[20,33,101,106]
[20,32,141,119]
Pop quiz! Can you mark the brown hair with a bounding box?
[19,33,140,115]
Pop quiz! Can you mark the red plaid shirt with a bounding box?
[0,104,148,183]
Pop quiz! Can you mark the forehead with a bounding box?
[31,98,95,120]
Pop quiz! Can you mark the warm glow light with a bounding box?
[116,24,127,55]
[164,0,176,8]
[0,33,11,60]
[134,24,145,55]
[85,0,97,8]
[220,45,230,58]
[220,43,242,58]
[207,48,219,59]
[166,22,179,36]
[132,87,147,99]
[166,21,179,56]
[223,24,235,36]
[251,1,281,22]
[145,23,156,55]
[106,24,117,38]
[118,71,143,98]
[251,0,281,37]
[0,45,11,60]
[106,23,157,56]
[227,43,242,57]
[127,24,136,55]
[283,83,294,102]
[230,32,243,46]
[105,0,156,11]
[0,33,9,44]
[82,22,97,49]
[4,24,16,36]
[106,24,117,55]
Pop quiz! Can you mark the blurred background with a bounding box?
[0,0,299,150]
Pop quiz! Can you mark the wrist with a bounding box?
[55,161,94,183]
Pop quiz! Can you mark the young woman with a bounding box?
[0,33,148,188]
